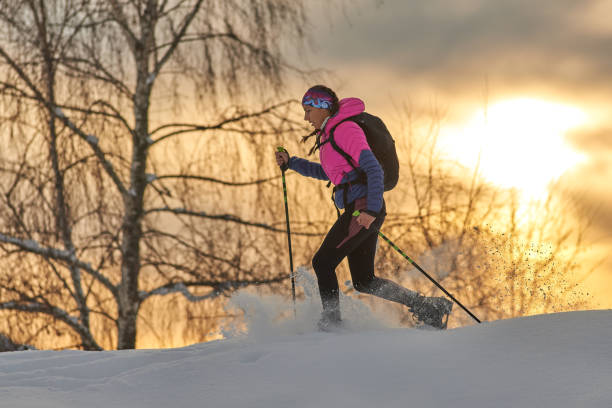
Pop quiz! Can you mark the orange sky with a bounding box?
[289,0,612,307]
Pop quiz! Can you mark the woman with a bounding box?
[275,85,452,330]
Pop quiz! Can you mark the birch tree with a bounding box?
[0,0,310,349]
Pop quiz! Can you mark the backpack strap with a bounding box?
[327,118,368,211]
[328,117,368,184]
[328,118,361,174]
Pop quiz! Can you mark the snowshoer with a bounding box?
[275,85,452,330]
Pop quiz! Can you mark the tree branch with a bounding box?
[149,100,298,145]
[0,46,129,197]
[153,0,205,77]
[154,174,284,187]
[0,233,117,296]
[140,277,287,302]
[0,300,102,350]
[142,229,256,275]
[144,207,323,236]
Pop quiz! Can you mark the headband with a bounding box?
[302,90,334,110]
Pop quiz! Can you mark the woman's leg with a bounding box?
[347,233,454,328]
[312,210,383,318]
[347,232,420,306]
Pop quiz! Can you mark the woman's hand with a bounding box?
[356,212,375,229]
[275,150,289,168]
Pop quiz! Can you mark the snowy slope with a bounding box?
[1,309,611,408]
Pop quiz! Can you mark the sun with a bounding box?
[440,98,588,200]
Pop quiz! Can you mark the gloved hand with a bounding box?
[355,211,376,229]
[275,149,290,171]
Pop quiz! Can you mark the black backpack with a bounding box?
[328,112,399,191]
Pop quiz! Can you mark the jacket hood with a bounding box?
[323,97,365,136]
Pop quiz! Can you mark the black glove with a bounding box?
[275,149,290,171]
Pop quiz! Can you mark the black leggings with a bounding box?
[312,201,419,314]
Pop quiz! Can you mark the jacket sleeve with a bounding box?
[288,156,329,181]
[358,150,384,214]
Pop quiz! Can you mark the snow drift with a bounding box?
[1,307,611,408]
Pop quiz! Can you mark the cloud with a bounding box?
[567,128,612,154]
[306,0,612,99]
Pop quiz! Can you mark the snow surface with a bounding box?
[1,288,611,407]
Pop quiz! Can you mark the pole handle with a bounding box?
[276,146,289,171]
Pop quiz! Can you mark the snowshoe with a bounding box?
[411,296,453,329]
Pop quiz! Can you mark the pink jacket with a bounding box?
[287,96,384,213]
[318,98,370,185]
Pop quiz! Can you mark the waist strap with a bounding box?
[331,175,367,218]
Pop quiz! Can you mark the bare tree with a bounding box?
[0,0,314,349]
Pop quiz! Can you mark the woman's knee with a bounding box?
[353,278,376,294]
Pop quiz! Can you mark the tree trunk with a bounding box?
[117,185,145,349]
[117,284,140,349]
[116,28,153,348]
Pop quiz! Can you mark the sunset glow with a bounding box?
[441,98,588,199]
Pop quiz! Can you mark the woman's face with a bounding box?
[303,105,330,130]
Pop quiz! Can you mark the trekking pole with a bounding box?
[353,211,481,324]
[277,147,297,317]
